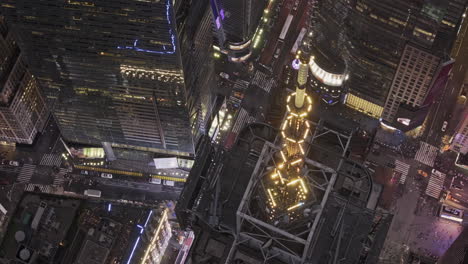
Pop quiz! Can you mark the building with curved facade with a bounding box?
[310,0,467,120]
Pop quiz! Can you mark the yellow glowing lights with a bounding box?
[299,144,305,154]
[267,80,313,216]
[287,178,301,186]
[268,189,277,207]
[280,151,287,162]
[290,159,302,165]
[300,179,308,194]
[287,203,303,211]
[140,209,168,264]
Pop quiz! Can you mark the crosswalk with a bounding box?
[395,160,410,184]
[415,142,438,167]
[53,168,68,186]
[232,108,250,134]
[16,164,36,183]
[40,154,62,167]
[251,70,275,93]
[425,170,446,199]
[25,184,52,193]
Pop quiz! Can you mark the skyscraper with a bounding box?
[1,0,194,156]
[175,0,219,143]
[210,0,268,62]
[0,15,48,144]
[340,0,467,119]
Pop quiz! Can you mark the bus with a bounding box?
[279,14,293,40]
[84,189,101,198]
[291,27,307,54]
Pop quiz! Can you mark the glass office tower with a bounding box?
[175,0,218,144]
[210,0,268,61]
[1,0,194,156]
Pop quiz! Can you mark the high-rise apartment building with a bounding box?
[0,15,48,144]
[1,0,194,156]
[210,0,268,61]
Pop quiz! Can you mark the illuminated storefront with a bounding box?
[344,94,384,119]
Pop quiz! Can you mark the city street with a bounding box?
[423,15,468,147]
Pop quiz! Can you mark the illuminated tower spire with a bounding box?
[295,52,309,109]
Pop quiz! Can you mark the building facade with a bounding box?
[124,207,172,264]
[210,0,268,61]
[175,0,219,143]
[451,108,468,154]
[341,0,467,118]
[382,44,441,123]
[0,15,48,144]
[1,0,194,155]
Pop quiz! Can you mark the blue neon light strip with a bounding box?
[137,224,144,234]
[126,237,141,264]
[144,210,153,227]
[125,210,153,264]
[117,0,176,54]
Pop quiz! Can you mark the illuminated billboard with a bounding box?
[423,59,454,107]
[70,147,105,159]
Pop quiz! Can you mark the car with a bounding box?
[274,48,281,58]
[149,178,162,184]
[9,161,19,166]
[101,173,113,179]
[81,170,89,175]
[417,170,428,177]
[219,72,230,79]
[163,180,175,186]
[442,121,448,132]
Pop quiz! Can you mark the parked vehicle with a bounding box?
[442,121,448,132]
[417,170,428,177]
[84,189,101,198]
[163,180,175,186]
[149,178,162,184]
[101,173,113,179]
[9,161,19,166]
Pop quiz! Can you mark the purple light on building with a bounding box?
[220,9,225,20]
[216,17,222,29]
[292,59,300,70]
